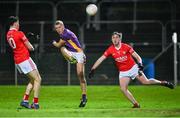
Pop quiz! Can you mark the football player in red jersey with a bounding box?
[6,16,42,109]
[89,32,174,108]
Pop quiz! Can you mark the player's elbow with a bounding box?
[28,47,34,51]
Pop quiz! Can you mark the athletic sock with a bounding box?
[160,81,167,85]
[23,94,29,102]
[82,94,87,101]
[33,97,39,104]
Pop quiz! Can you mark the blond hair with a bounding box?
[55,20,64,26]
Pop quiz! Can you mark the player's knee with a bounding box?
[34,76,41,84]
[120,87,127,92]
[77,71,84,78]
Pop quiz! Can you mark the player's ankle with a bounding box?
[23,94,29,101]
[33,97,39,104]
[160,81,167,85]
[22,100,29,102]
[132,102,140,108]
[134,102,139,105]
[82,94,87,100]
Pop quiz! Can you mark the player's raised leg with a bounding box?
[136,72,174,89]
[119,77,140,108]
[77,63,87,107]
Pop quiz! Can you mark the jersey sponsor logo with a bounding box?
[122,51,126,54]
[115,56,127,62]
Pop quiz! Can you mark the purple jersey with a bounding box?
[59,28,82,52]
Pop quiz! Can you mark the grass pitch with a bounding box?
[0,85,180,117]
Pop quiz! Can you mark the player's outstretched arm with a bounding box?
[132,51,142,64]
[89,55,107,78]
[132,51,144,72]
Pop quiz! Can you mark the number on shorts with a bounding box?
[8,38,16,49]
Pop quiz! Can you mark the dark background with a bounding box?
[0,0,179,85]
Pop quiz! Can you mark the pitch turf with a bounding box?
[0,85,180,117]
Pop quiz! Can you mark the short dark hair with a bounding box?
[8,16,19,26]
[112,32,122,37]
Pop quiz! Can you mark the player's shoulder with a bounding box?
[122,43,130,46]
[66,28,75,35]
[66,28,71,32]
[7,30,21,36]
[65,28,73,35]
[122,43,132,48]
[10,30,24,35]
[66,28,77,38]
[18,31,25,34]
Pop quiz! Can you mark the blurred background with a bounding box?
[0,0,179,85]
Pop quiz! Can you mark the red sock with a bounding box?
[23,94,29,101]
[33,97,39,104]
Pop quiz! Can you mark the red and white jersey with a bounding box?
[103,43,136,71]
[6,28,30,64]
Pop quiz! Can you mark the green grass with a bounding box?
[0,85,180,117]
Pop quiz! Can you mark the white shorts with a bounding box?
[69,51,86,64]
[15,58,37,74]
[119,64,139,80]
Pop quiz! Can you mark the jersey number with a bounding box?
[8,38,16,49]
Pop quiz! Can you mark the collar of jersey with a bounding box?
[10,27,18,31]
[114,43,121,50]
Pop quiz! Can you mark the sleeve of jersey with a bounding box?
[126,44,134,54]
[103,47,111,57]
[19,31,28,42]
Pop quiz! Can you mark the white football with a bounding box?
[86,4,98,16]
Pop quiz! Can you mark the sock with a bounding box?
[33,97,39,104]
[82,94,86,100]
[160,81,167,85]
[23,94,29,102]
